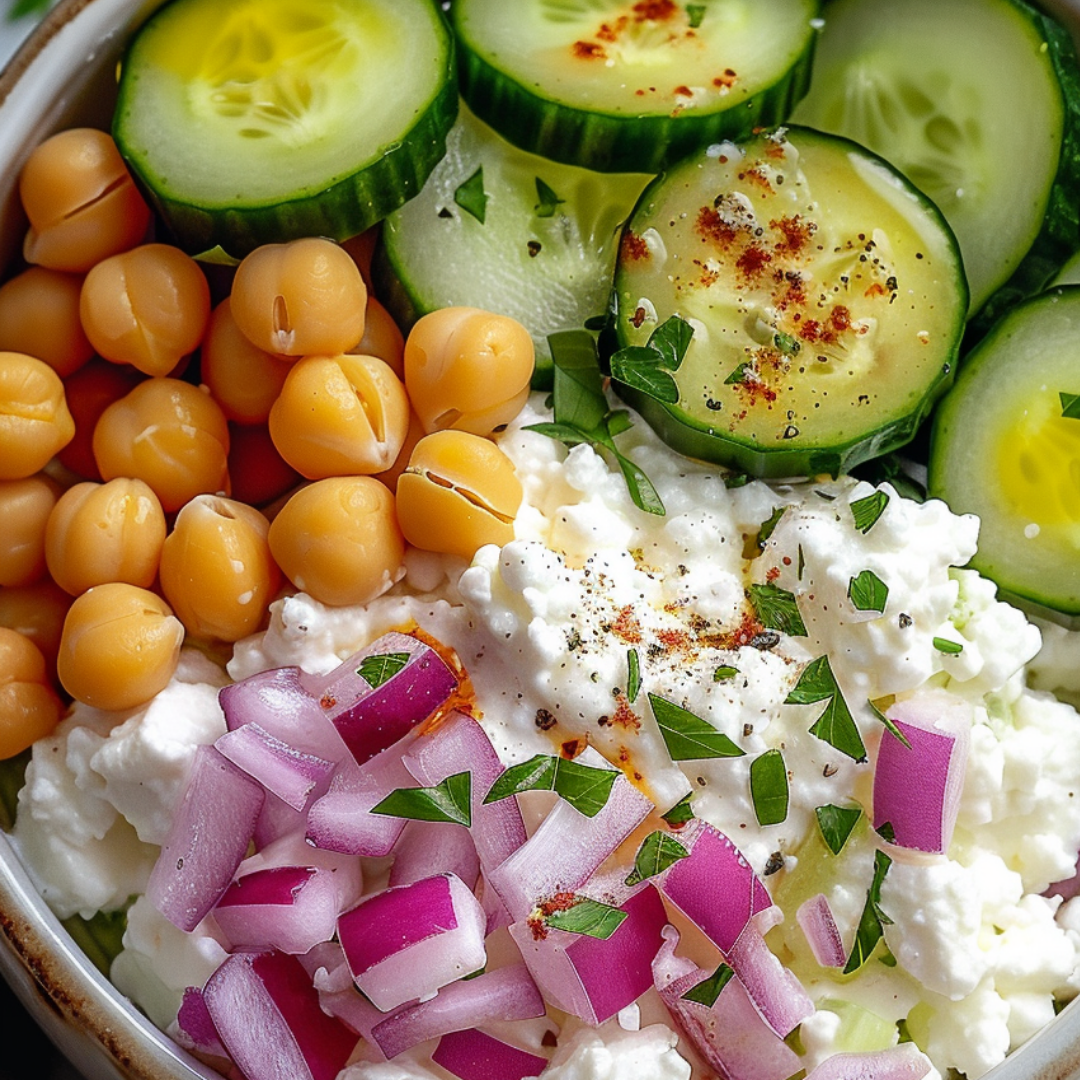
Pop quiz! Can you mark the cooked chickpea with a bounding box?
[20,128,151,272]
[201,297,292,424]
[230,237,367,357]
[0,579,72,681]
[374,409,426,493]
[93,378,230,512]
[0,267,94,378]
[227,422,302,508]
[396,430,522,560]
[0,351,75,480]
[351,296,405,377]
[0,473,62,587]
[268,476,404,607]
[79,244,210,377]
[268,353,410,479]
[159,494,281,642]
[404,307,534,436]
[0,628,63,758]
[57,582,184,711]
[45,478,166,596]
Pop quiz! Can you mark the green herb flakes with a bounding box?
[843,850,893,974]
[371,771,472,827]
[627,648,641,703]
[681,964,735,1007]
[483,753,618,817]
[747,582,807,637]
[867,699,912,749]
[649,693,745,760]
[933,636,964,654]
[625,831,690,885]
[713,664,739,683]
[848,569,889,613]
[662,792,695,827]
[750,749,789,826]
[454,167,487,223]
[815,803,862,855]
[685,3,706,28]
[534,177,565,218]
[786,656,867,762]
[356,651,411,688]
[609,315,693,406]
[1060,391,1080,419]
[544,897,628,939]
[850,490,890,533]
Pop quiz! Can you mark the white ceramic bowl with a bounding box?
[3,2,1080,1078]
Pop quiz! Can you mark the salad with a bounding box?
[3,1,1080,1079]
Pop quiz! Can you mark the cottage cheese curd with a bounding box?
[13,394,1080,1080]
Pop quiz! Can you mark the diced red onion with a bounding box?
[660,820,774,954]
[300,632,458,765]
[431,1028,548,1080]
[873,696,970,854]
[147,745,265,932]
[726,924,814,1038]
[796,894,846,969]
[804,1044,933,1080]
[370,964,545,1059]
[241,828,364,905]
[389,818,480,891]
[203,949,358,1080]
[215,721,335,811]
[486,748,653,921]
[653,926,801,1080]
[338,872,487,1012]
[509,883,667,1025]
[1047,852,1080,900]
[173,985,230,1059]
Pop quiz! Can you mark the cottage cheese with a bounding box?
[13,394,1080,1080]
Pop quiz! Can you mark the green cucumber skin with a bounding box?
[452,18,818,174]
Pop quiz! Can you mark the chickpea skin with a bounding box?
[0,473,63,588]
[404,307,534,436]
[0,627,63,759]
[0,351,75,480]
[57,582,184,711]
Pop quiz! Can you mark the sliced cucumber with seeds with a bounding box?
[929,286,1080,627]
[374,104,651,389]
[611,126,967,479]
[791,0,1080,323]
[450,0,820,173]
[113,0,457,258]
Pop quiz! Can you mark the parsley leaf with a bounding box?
[371,771,471,826]
[933,636,964,655]
[725,361,753,386]
[713,664,739,682]
[662,792,695,827]
[624,831,690,885]
[1060,391,1080,419]
[866,699,912,749]
[752,506,786,555]
[774,331,800,356]
[815,803,862,855]
[482,753,619,817]
[848,569,889,613]
[850,490,890,534]
[786,656,867,762]
[609,315,693,406]
[544,897,628,938]
[681,964,735,1007]
[843,850,893,974]
[627,648,641,703]
[356,651,411,689]
[750,749,789,826]
[647,314,694,371]
[454,167,487,223]
[747,582,807,637]
[650,693,745,760]
[685,3,706,28]
[534,177,565,218]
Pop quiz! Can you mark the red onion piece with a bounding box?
[147,745,265,932]
[660,820,774,954]
[726,924,814,1038]
[796,893,846,969]
[653,926,801,1080]
[508,882,667,1025]
[300,632,458,765]
[203,949,358,1080]
[338,872,487,1012]
[389,818,480,891]
[215,721,335,811]
[174,985,230,1059]
[1047,851,1080,900]
[370,964,545,1060]
[804,1044,932,1080]
[873,696,970,854]
[486,748,653,921]
[431,1029,548,1080]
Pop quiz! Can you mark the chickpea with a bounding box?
[57,582,184,711]
[227,422,302,508]
[201,297,292,424]
[230,237,367,357]
[159,494,281,642]
[268,353,410,479]
[20,128,151,273]
[268,476,404,607]
[0,473,63,587]
[0,628,63,758]
[0,351,75,480]
[0,579,72,682]
[0,267,94,378]
[374,409,426,493]
[45,478,166,596]
[404,307,534,436]
[396,430,522,560]
[351,296,405,378]
[93,378,230,513]
[79,244,210,377]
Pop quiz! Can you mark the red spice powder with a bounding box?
[771,215,815,256]
[612,693,641,731]
[713,69,737,88]
[572,40,606,59]
[632,0,678,20]
[696,205,738,248]
[612,605,643,643]
[620,231,650,263]
[736,245,772,279]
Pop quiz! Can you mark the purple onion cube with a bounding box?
[432,1029,548,1080]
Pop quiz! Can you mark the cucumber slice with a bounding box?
[611,126,967,479]
[113,0,457,258]
[790,0,1080,322]
[450,0,820,173]
[928,286,1080,626]
[374,104,651,389]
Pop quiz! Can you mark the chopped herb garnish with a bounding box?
[786,656,867,762]
[662,792,695,826]
[933,636,964,654]
[750,749,789,826]
[867,699,912,749]
[1060,391,1080,419]
[624,831,690,885]
[526,330,665,515]
[850,490,890,534]
[356,651,410,688]
[797,544,806,581]
[534,177,565,218]
[876,820,896,842]
[544,896,627,939]
[752,506,786,554]
[454,167,487,223]
[724,472,751,489]
[815,803,862,855]
[681,963,735,1007]
[626,648,641,703]
[371,771,471,826]
[724,361,753,385]
[843,850,893,974]
[685,3,706,28]
[609,315,694,406]
[483,753,618,817]
[848,569,889,613]
[747,582,807,637]
[774,331,801,356]
[650,692,746,760]
[713,664,739,682]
